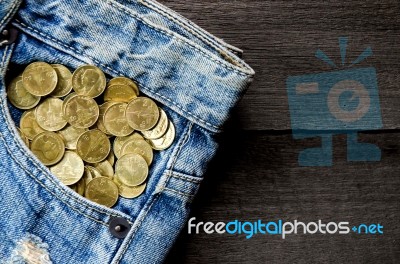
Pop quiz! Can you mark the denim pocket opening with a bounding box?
[0,30,207,226]
[0,33,140,224]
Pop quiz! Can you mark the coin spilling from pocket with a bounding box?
[7,62,176,208]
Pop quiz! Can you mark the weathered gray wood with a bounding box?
[158,0,400,131]
[165,130,400,263]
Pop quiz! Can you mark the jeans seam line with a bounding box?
[164,122,193,195]
[139,0,245,68]
[113,121,192,262]
[107,0,251,76]
[13,20,223,132]
[0,44,9,69]
[168,122,193,173]
[113,192,163,263]
[168,171,202,183]
[0,0,20,29]
[163,187,195,198]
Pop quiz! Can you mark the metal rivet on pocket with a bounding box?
[0,27,18,47]
[109,217,131,239]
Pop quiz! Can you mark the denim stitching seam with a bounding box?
[0,0,20,29]
[139,0,245,68]
[0,44,8,69]
[107,0,250,76]
[13,20,223,132]
[162,122,194,197]
[168,172,202,183]
[113,193,162,263]
[163,187,195,198]
[169,122,193,171]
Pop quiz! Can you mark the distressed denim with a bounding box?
[0,0,254,263]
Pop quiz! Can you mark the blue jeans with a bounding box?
[0,0,254,263]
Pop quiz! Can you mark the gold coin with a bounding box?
[76,129,110,163]
[17,128,30,147]
[103,84,137,103]
[50,151,84,185]
[64,95,99,128]
[62,92,77,112]
[72,65,106,98]
[7,75,40,110]
[22,62,58,96]
[85,176,119,208]
[31,131,65,166]
[86,166,103,178]
[84,167,94,182]
[148,121,175,150]
[113,132,144,159]
[115,153,148,187]
[108,77,139,96]
[141,108,169,140]
[106,151,115,166]
[103,103,134,137]
[93,160,114,178]
[35,98,67,131]
[58,125,88,150]
[120,139,153,165]
[20,110,46,140]
[50,64,73,97]
[74,167,94,196]
[74,181,85,196]
[96,102,117,135]
[126,97,159,131]
[114,177,146,199]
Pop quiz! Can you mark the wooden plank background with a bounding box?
[158,1,400,263]
[159,0,400,131]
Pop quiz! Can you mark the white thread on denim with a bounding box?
[138,0,248,69]
[0,0,21,30]
[161,123,198,196]
[167,171,202,184]
[163,187,195,198]
[169,122,193,172]
[107,0,253,76]
[112,192,163,264]
[0,44,9,68]
[113,121,193,263]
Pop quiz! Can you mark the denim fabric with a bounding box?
[0,0,254,263]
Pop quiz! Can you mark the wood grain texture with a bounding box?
[155,1,400,263]
[158,0,400,130]
[165,129,400,263]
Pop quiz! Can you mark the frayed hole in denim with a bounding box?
[9,233,52,264]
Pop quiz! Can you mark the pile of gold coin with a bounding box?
[7,62,176,208]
